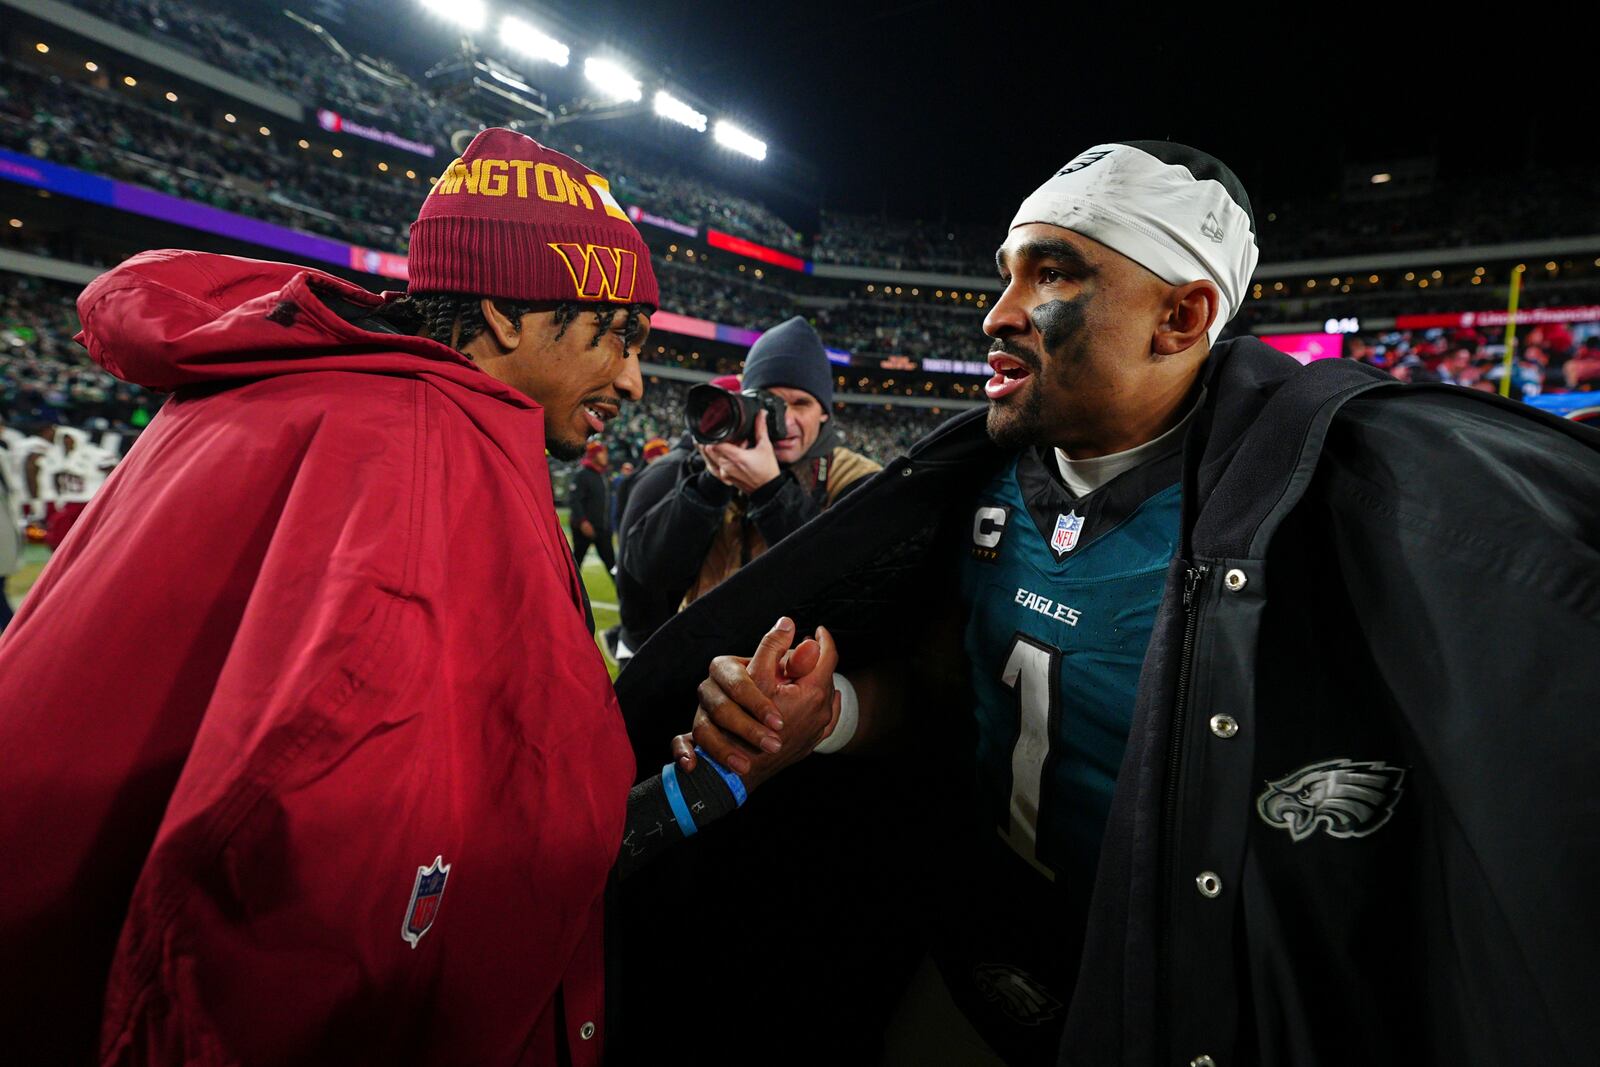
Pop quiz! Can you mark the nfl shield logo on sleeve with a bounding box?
[402,855,451,948]
[1050,511,1084,557]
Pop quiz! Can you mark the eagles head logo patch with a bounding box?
[1257,759,1406,842]
[972,963,1064,1026]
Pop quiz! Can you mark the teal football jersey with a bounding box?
[958,445,1182,885]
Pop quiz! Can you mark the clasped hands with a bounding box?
[673,616,840,790]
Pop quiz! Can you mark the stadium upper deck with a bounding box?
[2,0,1598,408]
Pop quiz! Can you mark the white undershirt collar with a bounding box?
[1054,390,1204,497]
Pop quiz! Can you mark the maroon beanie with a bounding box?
[408,128,659,312]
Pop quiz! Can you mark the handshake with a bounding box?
[672,616,846,790]
[617,615,854,880]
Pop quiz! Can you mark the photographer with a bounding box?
[623,316,879,612]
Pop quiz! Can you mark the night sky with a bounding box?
[274,1,1592,234]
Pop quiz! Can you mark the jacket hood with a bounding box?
[75,250,532,406]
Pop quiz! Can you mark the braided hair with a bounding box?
[378,293,649,354]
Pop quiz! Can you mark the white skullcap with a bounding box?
[1010,141,1259,345]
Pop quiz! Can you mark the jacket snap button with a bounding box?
[1209,714,1238,739]
[1223,568,1247,591]
[1196,871,1222,898]
[1191,1056,1217,1067]
[579,1022,596,1041]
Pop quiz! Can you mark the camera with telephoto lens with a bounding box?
[685,384,790,447]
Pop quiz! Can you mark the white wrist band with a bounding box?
[814,673,859,754]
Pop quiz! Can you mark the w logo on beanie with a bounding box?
[549,243,639,302]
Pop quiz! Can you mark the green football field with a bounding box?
[4,509,624,679]
[4,543,48,611]
[559,508,626,679]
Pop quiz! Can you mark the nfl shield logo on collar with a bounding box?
[1050,511,1084,557]
[402,855,451,948]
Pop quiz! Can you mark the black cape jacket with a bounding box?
[617,338,1600,1066]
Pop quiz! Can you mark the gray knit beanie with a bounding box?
[741,316,834,407]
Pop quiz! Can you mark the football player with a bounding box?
[668,140,1600,1065]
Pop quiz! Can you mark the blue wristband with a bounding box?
[693,746,748,808]
[660,762,698,838]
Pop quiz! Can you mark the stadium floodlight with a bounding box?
[714,120,767,161]
[584,57,641,103]
[1370,172,1392,184]
[654,90,707,132]
[499,15,569,66]
[419,0,486,32]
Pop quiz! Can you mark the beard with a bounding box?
[550,393,621,461]
[984,296,1090,450]
[983,336,1048,449]
[547,436,586,461]
[984,375,1047,450]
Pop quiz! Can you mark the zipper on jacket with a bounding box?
[1168,563,1209,796]
[1157,562,1208,1054]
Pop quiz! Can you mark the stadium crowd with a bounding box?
[1,275,146,554]
[34,0,1599,278]
[813,210,999,272]
[16,254,1595,458]
[1232,272,1600,331]
[0,274,158,434]
[4,0,1597,544]
[0,274,956,517]
[60,0,809,254]
[1347,322,1600,399]
[545,129,806,255]
[73,0,480,150]
[12,2,1599,383]
[814,300,985,359]
[558,372,951,474]
[817,174,1600,275]
[0,59,416,252]
[652,258,797,326]
[0,60,803,260]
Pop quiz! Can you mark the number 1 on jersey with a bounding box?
[999,634,1062,880]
